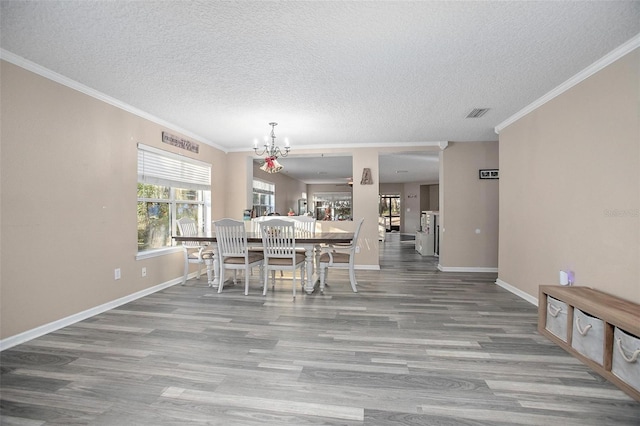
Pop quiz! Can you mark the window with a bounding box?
[379,194,401,232]
[252,179,275,216]
[313,192,352,221]
[137,144,211,251]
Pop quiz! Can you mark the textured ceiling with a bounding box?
[1,1,639,183]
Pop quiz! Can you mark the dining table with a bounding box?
[173,231,354,294]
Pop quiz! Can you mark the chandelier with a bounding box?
[253,122,290,173]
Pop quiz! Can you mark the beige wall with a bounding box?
[429,185,440,211]
[498,49,640,304]
[0,60,227,339]
[352,148,381,266]
[439,141,499,270]
[403,182,422,233]
[1,58,493,343]
[222,155,309,221]
[222,153,253,221]
[0,60,437,340]
[419,184,439,212]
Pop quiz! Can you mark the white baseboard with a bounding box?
[495,278,538,306]
[437,265,498,273]
[0,275,191,351]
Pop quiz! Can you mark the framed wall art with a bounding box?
[479,169,499,179]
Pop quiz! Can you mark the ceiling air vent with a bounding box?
[466,108,490,118]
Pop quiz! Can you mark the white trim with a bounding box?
[0,276,191,351]
[495,278,538,306]
[495,33,640,134]
[227,140,448,153]
[136,246,183,260]
[0,49,226,152]
[0,47,450,154]
[437,265,498,273]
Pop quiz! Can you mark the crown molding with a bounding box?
[495,33,640,134]
[0,49,227,153]
[227,140,448,153]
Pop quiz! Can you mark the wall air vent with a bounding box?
[466,108,490,118]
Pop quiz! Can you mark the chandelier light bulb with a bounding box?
[252,122,291,173]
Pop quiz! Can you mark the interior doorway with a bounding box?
[379,194,401,232]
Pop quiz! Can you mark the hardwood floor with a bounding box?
[2,234,639,425]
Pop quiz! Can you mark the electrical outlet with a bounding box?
[355,246,360,253]
[141,267,147,277]
[114,268,121,280]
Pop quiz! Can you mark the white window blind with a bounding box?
[137,143,211,191]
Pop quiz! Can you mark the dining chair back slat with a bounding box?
[176,217,210,284]
[177,218,202,248]
[214,218,264,295]
[250,216,269,235]
[262,221,296,257]
[260,219,306,299]
[318,217,364,293]
[291,216,316,238]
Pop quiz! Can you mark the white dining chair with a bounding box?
[250,216,270,235]
[214,218,264,295]
[318,218,364,294]
[290,215,319,259]
[260,219,306,300]
[176,217,211,285]
[291,215,316,238]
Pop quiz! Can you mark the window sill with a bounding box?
[136,246,183,260]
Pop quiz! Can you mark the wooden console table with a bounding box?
[538,285,640,402]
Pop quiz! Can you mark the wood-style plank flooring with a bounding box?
[2,234,639,425]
